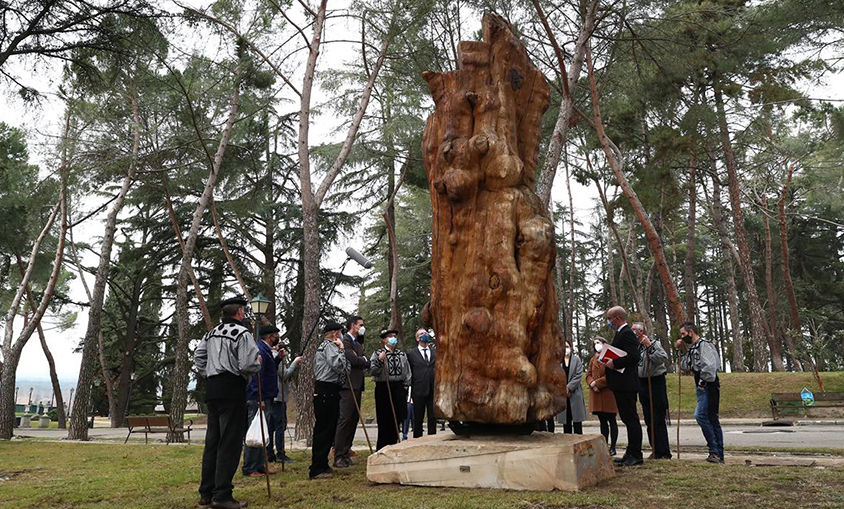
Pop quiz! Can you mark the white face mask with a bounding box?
[594,343,603,352]
[358,325,366,337]
[565,348,572,356]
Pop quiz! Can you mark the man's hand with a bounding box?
[333,337,345,350]
[257,355,263,364]
[675,339,684,350]
[639,334,652,347]
[605,359,615,371]
[293,356,302,365]
[379,351,386,362]
[260,401,265,410]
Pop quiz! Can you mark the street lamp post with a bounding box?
[250,293,273,500]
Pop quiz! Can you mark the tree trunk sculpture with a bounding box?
[422,14,567,426]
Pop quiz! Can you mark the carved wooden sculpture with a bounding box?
[422,14,567,427]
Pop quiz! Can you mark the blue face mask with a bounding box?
[420,334,430,344]
[607,319,616,331]
[387,337,398,347]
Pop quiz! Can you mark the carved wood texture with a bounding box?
[422,14,567,424]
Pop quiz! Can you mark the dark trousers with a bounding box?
[334,388,361,463]
[695,378,724,459]
[309,381,341,478]
[402,402,414,439]
[412,393,436,438]
[563,400,583,434]
[267,401,287,461]
[375,381,407,450]
[639,375,672,458]
[536,418,555,432]
[595,411,618,449]
[613,390,643,460]
[199,398,247,503]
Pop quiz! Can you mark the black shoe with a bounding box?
[706,453,722,464]
[620,456,644,467]
[199,498,212,507]
[210,500,247,509]
[608,446,617,456]
[612,454,628,465]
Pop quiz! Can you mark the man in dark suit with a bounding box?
[603,306,643,466]
[333,315,369,468]
[406,328,436,438]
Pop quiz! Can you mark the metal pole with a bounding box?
[253,318,272,499]
[344,371,373,454]
[381,349,401,443]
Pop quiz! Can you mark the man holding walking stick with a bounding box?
[242,325,281,477]
[334,315,370,468]
[370,329,412,450]
[633,323,672,460]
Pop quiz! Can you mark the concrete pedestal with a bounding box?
[19,415,32,428]
[366,431,614,492]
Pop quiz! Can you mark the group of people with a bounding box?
[309,319,438,479]
[595,306,723,467]
[191,295,723,508]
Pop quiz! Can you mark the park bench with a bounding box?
[770,392,844,420]
[124,415,193,445]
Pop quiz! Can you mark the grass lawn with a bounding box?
[1,440,843,509]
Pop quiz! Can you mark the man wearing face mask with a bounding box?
[632,323,672,460]
[309,321,350,479]
[676,321,723,464]
[370,329,412,450]
[407,329,437,438]
[603,306,643,466]
[333,315,369,468]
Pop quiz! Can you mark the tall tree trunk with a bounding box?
[533,0,599,210]
[169,77,241,441]
[67,224,116,418]
[384,153,409,335]
[712,75,769,372]
[709,169,746,372]
[778,163,803,371]
[69,86,141,440]
[111,274,144,427]
[564,158,577,342]
[13,257,66,429]
[684,148,698,321]
[294,0,329,443]
[762,195,785,371]
[586,47,685,327]
[1,169,67,439]
[606,226,618,305]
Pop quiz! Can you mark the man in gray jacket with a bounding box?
[677,321,723,463]
[309,321,351,479]
[633,323,672,459]
[195,296,260,509]
[268,335,301,464]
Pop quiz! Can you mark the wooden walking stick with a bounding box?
[252,322,272,499]
[676,352,682,460]
[380,350,402,442]
[344,371,374,454]
[645,348,656,455]
[279,355,286,473]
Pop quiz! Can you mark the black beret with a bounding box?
[220,296,248,308]
[379,329,399,338]
[323,321,343,333]
[259,325,280,337]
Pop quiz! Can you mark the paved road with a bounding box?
[13,420,844,452]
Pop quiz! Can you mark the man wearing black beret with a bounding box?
[309,321,350,479]
[241,324,283,477]
[195,296,259,508]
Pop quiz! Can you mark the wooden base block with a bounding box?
[366,431,614,491]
